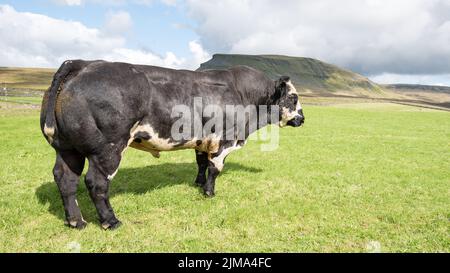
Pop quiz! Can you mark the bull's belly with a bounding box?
[127,122,220,157]
[129,142,162,158]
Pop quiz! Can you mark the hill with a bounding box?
[198,54,450,110]
[0,59,448,110]
[0,67,55,90]
[382,84,450,109]
[198,54,385,97]
[383,84,450,94]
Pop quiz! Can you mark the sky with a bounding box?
[0,0,449,86]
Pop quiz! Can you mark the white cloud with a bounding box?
[54,0,82,6]
[103,48,185,67]
[188,40,210,69]
[104,10,133,35]
[54,0,124,5]
[370,73,450,86]
[185,0,450,77]
[161,0,178,6]
[133,0,178,6]
[55,0,177,6]
[0,5,207,69]
[0,5,123,67]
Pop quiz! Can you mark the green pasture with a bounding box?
[0,103,448,252]
[0,96,43,105]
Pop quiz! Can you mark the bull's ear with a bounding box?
[273,76,290,101]
[279,76,290,83]
[276,76,290,90]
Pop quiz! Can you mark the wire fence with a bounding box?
[0,87,44,106]
[0,87,44,97]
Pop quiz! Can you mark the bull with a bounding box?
[40,60,304,229]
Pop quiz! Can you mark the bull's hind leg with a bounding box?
[194,151,208,186]
[85,144,124,230]
[53,150,86,229]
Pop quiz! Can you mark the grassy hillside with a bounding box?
[384,84,450,93]
[382,84,450,109]
[198,54,385,97]
[0,67,55,90]
[0,103,448,252]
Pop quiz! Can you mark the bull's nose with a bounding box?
[297,115,305,126]
[298,110,305,123]
[299,115,305,125]
[287,115,304,127]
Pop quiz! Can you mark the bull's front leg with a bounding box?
[203,160,220,197]
[203,141,242,197]
[194,151,208,186]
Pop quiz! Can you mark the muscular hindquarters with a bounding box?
[54,63,149,154]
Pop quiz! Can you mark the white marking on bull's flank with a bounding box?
[120,121,140,157]
[129,121,222,156]
[128,121,140,144]
[131,123,175,151]
[44,124,55,143]
[210,141,242,171]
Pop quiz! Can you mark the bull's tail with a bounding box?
[42,60,77,145]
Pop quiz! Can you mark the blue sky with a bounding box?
[0,0,197,57]
[0,0,449,86]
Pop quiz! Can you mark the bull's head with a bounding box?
[272,76,305,127]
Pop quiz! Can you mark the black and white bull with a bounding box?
[40,60,305,229]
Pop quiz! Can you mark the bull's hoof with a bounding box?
[195,181,205,187]
[195,177,206,187]
[204,190,215,197]
[101,219,122,230]
[65,219,88,230]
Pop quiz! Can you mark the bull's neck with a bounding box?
[241,81,278,132]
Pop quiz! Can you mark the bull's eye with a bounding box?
[291,95,298,105]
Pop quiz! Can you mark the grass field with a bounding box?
[0,102,449,252]
[0,96,43,105]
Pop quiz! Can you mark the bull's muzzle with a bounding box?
[287,110,305,127]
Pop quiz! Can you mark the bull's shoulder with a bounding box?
[227,65,268,80]
[195,69,235,83]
